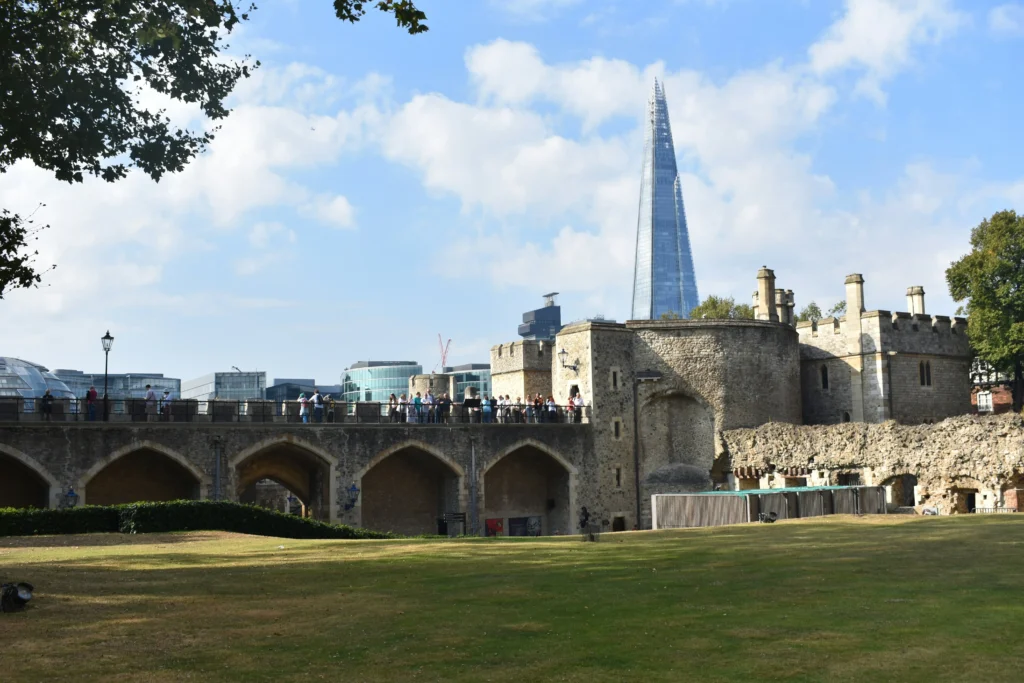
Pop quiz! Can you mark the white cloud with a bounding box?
[311,195,356,229]
[808,0,966,103]
[989,3,1024,35]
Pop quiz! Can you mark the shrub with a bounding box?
[0,501,394,539]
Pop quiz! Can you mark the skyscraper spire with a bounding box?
[631,81,699,320]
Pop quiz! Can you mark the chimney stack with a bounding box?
[756,267,778,322]
[845,274,865,316]
[906,286,925,315]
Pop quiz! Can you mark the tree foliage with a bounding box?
[688,295,755,320]
[947,210,1024,411]
[795,300,845,324]
[0,0,427,298]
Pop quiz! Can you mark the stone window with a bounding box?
[615,467,622,488]
[611,368,620,391]
[919,360,932,387]
[612,418,622,440]
[820,365,829,390]
[842,411,851,423]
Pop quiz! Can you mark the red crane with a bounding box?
[434,334,451,373]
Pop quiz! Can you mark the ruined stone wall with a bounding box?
[721,413,1024,514]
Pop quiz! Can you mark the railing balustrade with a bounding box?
[0,397,590,425]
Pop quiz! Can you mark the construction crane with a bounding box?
[434,334,452,373]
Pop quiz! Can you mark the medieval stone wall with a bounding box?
[721,413,1024,514]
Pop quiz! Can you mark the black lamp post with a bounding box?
[101,330,114,421]
[558,348,578,373]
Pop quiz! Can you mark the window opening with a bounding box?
[821,365,829,390]
[615,467,622,488]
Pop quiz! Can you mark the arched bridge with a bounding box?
[0,423,595,536]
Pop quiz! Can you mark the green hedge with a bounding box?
[0,501,394,539]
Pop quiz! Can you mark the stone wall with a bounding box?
[490,340,554,401]
[721,413,1024,514]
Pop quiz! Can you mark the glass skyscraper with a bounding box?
[341,361,422,403]
[631,79,699,320]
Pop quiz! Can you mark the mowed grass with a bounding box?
[3,516,1024,682]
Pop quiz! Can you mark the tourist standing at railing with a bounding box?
[409,392,422,423]
[144,384,157,421]
[399,393,408,422]
[40,390,53,421]
[298,393,310,423]
[310,389,324,423]
[327,396,336,423]
[424,390,436,423]
[388,393,399,422]
[572,393,585,423]
[482,394,492,423]
[161,390,172,420]
[546,395,557,422]
[490,394,498,422]
[439,392,452,423]
[86,386,98,421]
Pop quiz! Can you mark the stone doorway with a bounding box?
[482,446,572,536]
[234,442,332,521]
[949,488,979,514]
[612,516,626,532]
[882,474,918,508]
[360,447,461,535]
[86,448,201,506]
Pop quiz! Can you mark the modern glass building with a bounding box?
[341,361,421,403]
[518,293,562,342]
[266,379,343,403]
[54,369,180,399]
[444,364,492,400]
[631,79,700,320]
[0,357,76,399]
[181,371,266,401]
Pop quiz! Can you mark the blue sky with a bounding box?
[1,0,1021,384]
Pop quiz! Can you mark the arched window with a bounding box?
[821,365,829,390]
[842,411,851,423]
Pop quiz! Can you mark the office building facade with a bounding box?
[54,369,180,399]
[631,79,700,320]
[444,364,492,400]
[518,293,562,342]
[0,357,76,399]
[342,361,421,403]
[181,371,266,401]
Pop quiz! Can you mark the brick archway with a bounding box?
[358,442,463,536]
[0,444,59,509]
[481,440,576,537]
[81,442,204,506]
[231,437,337,522]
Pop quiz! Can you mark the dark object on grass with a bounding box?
[758,511,778,524]
[1,582,34,612]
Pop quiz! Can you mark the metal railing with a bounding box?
[972,507,1018,514]
[0,397,590,425]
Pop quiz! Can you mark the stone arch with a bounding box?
[481,440,576,537]
[81,441,205,507]
[880,473,918,508]
[0,443,60,509]
[1000,471,1024,510]
[230,436,338,522]
[358,440,463,536]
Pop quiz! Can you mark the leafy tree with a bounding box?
[827,300,847,318]
[688,295,755,320]
[660,311,682,320]
[796,301,823,324]
[0,0,427,298]
[947,210,1024,412]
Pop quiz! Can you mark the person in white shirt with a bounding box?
[144,384,157,420]
[298,393,310,423]
[572,393,585,423]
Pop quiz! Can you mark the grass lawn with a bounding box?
[3,515,1024,682]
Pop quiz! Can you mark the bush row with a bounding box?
[0,500,395,539]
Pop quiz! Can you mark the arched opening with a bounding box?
[0,451,51,509]
[86,448,201,506]
[483,445,572,537]
[639,392,714,489]
[948,486,978,514]
[234,442,333,521]
[360,446,461,535]
[240,479,304,515]
[881,474,918,509]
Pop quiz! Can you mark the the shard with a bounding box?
[631,79,699,320]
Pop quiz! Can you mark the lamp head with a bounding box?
[101,330,114,353]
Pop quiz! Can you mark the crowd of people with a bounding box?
[383,391,587,424]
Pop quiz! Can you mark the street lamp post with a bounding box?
[101,331,114,421]
[632,369,663,530]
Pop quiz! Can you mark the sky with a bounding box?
[0,0,1021,384]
